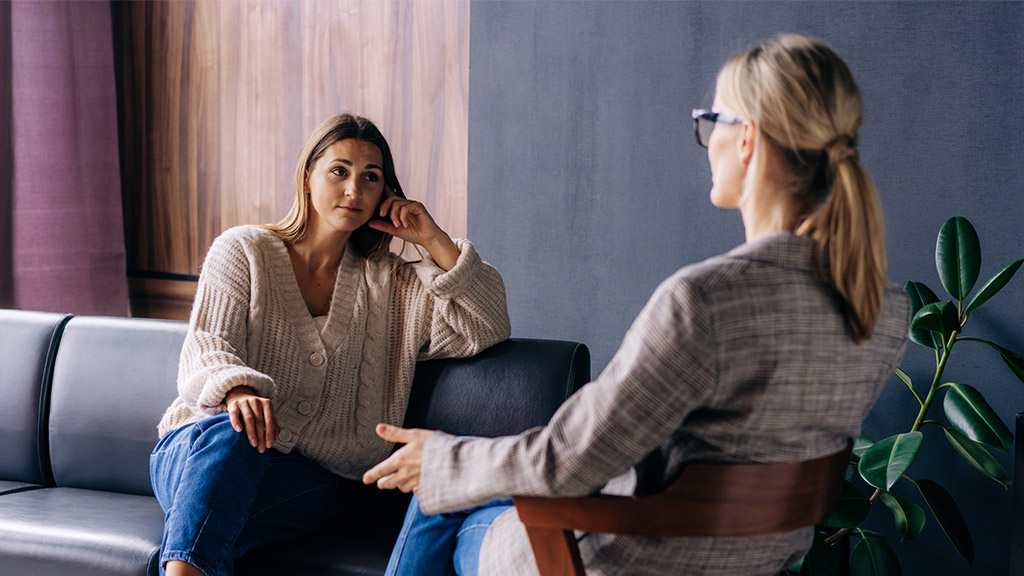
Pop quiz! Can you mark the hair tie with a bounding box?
[825,135,858,165]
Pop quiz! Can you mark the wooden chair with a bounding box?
[513,442,851,576]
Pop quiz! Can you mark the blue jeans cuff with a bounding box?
[161,549,215,576]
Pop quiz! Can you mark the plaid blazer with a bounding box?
[418,233,911,576]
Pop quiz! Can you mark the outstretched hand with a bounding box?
[362,423,433,493]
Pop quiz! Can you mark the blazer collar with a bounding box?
[725,232,818,272]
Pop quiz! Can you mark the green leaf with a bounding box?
[788,533,840,576]
[936,216,981,302]
[921,477,974,561]
[894,367,912,388]
[970,339,1024,385]
[964,258,1023,318]
[916,478,975,565]
[849,433,874,466]
[942,426,1011,487]
[994,345,1024,385]
[849,534,901,576]
[853,433,874,456]
[894,368,922,405]
[859,432,923,491]
[904,281,942,349]
[910,301,958,347]
[821,481,871,529]
[880,492,926,541]
[942,383,1013,451]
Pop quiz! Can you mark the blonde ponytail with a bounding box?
[718,35,887,342]
[797,136,886,342]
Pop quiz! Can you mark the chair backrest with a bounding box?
[0,309,70,487]
[48,316,187,496]
[515,443,851,576]
[403,338,590,436]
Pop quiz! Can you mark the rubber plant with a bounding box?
[787,216,1024,576]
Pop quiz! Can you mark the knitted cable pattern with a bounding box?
[157,225,511,480]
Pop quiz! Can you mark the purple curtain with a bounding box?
[1,0,127,315]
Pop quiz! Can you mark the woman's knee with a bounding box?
[151,414,266,504]
[193,413,263,455]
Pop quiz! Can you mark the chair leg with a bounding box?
[521,525,585,576]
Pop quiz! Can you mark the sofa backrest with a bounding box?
[43,315,590,498]
[0,309,70,486]
[403,338,590,436]
[337,337,590,545]
[48,316,187,496]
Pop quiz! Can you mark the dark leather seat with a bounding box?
[0,310,590,576]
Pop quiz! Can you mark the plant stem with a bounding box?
[911,330,956,432]
[825,330,958,546]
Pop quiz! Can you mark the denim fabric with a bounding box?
[385,494,512,576]
[150,413,344,576]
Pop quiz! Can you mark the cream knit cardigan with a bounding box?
[157,225,511,480]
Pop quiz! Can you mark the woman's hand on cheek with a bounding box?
[362,423,433,493]
[367,194,461,270]
[368,195,444,247]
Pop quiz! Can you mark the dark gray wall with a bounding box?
[468,2,1024,574]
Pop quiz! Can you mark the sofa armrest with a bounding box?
[403,338,590,437]
[0,309,71,487]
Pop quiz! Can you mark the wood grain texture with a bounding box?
[113,0,469,317]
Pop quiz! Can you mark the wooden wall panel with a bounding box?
[113,0,469,319]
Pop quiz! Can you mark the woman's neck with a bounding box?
[291,223,351,273]
[738,174,801,243]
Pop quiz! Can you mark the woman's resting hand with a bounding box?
[362,423,433,493]
[225,386,278,453]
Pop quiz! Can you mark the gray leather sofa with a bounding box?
[0,309,590,576]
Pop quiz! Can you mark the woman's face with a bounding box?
[305,138,386,235]
[706,95,746,209]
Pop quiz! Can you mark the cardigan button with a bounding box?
[279,429,293,442]
[297,401,313,415]
[309,352,325,366]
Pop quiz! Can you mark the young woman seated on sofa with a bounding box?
[362,34,911,576]
[150,113,511,576]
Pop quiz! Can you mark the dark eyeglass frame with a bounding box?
[691,109,745,148]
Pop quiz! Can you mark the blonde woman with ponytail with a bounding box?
[710,34,887,343]
[365,36,911,576]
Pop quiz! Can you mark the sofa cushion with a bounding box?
[0,480,38,496]
[0,309,70,487]
[49,316,187,495]
[0,487,162,576]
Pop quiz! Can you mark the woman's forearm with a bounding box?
[421,232,460,271]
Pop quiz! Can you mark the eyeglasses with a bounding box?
[691,109,745,148]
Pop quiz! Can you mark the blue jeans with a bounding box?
[385,495,513,576]
[150,413,345,576]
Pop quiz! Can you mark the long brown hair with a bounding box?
[717,35,886,342]
[262,113,406,258]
